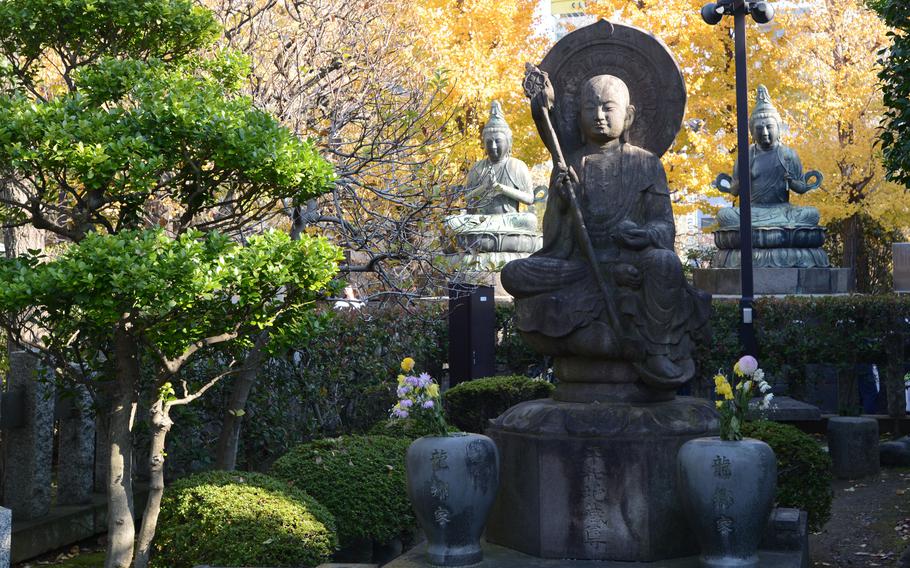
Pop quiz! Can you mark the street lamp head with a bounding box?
[750,2,774,23]
[701,2,724,25]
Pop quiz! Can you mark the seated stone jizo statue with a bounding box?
[502,74,709,392]
[445,101,541,266]
[713,85,828,268]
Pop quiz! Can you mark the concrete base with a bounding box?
[485,397,718,562]
[693,267,853,295]
[384,541,806,568]
[748,396,822,422]
[11,487,148,563]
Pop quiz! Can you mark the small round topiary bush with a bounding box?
[271,435,413,546]
[152,470,336,568]
[742,420,833,532]
[367,417,457,439]
[444,375,555,433]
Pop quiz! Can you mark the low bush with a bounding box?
[742,420,833,532]
[368,417,457,439]
[271,435,413,546]
[152,470,336,568]
[444,375,555,433]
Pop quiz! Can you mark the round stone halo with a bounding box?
[539,19,687,159]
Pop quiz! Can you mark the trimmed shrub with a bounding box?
[742,420,833,532]
[152,470,336,568]
[271,435,413,546]
[367,417,457,439]
[444,375,555,433]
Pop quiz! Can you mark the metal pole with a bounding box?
[733,0,757,357]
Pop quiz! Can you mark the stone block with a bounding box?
[760,508,809,567]
[798,269,832,294]
[830,268,854,293]
[880,437,910,467]
[1,351,55,520]
[57,386,95,505]
[0,507,9,568]
[827,417,880,479]
[384,540,808,568]
[755,268,799,294]
[749,396,821,422]
[804,364,839,413]
[486,397,718,562]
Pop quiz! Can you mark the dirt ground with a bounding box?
[811,467,910,567]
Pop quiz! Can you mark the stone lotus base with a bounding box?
[484,397,718,563]
[693,267,853,295]
[714,226,826,249]
[713,247,830,269]
[711,227,829,269]
[455,230,542,255]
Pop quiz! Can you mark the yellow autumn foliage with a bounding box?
[585,0,907,227]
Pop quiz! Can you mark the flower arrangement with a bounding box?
[714,355,774,441]
[390,357,449,437]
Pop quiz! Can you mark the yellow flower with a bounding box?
[733,361,743,376]
[427,383,440,398]
[715,400,724,409]
[714,375,732,399]
[397,374,406,386]
[401,357,415,372]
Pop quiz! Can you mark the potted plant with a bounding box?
[391,357,500,567]
[677,356,777,568]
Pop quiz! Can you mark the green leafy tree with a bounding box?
[0,1,339,567]
[877,0,910,188]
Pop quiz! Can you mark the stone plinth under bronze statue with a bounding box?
[444,101,542,272]
[484,20,718,563]
[694,85,852,294]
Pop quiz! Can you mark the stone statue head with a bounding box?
[579,75,635,145]
[749,85,782,150]
[483,101,512,163]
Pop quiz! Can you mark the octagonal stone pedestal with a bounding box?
[484,397,718,562]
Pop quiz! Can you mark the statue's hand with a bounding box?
[714,173,735,195]
[554,169,574,202]
[613,221,650,250]
[614,264,642,288]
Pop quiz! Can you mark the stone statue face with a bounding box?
[579,75,633,145]
[751,115,780,150]
[484,132,510,163]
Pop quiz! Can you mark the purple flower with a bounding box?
[399,398,413,408]
[397,385,411,397]
[737,355,758,376]
[422,400,435,409]
[406,376,420,387]
[417,373,432,388]
[392,408,409,419]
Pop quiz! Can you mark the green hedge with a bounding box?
[696,296,910,412]
[153,471,336,568]
[444,375,555,433]
[742,420,833,532]
[270,435,413,546]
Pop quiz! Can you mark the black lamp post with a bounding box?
[701,0,773,357]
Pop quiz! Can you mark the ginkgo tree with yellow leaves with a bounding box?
[587,0,906,290]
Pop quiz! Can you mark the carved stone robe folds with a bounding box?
[501,143,710,386]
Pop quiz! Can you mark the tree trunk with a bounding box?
[214,331,269,470]
[842,213,869,292]
[105,327,139,568]
[133,399,173,568]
